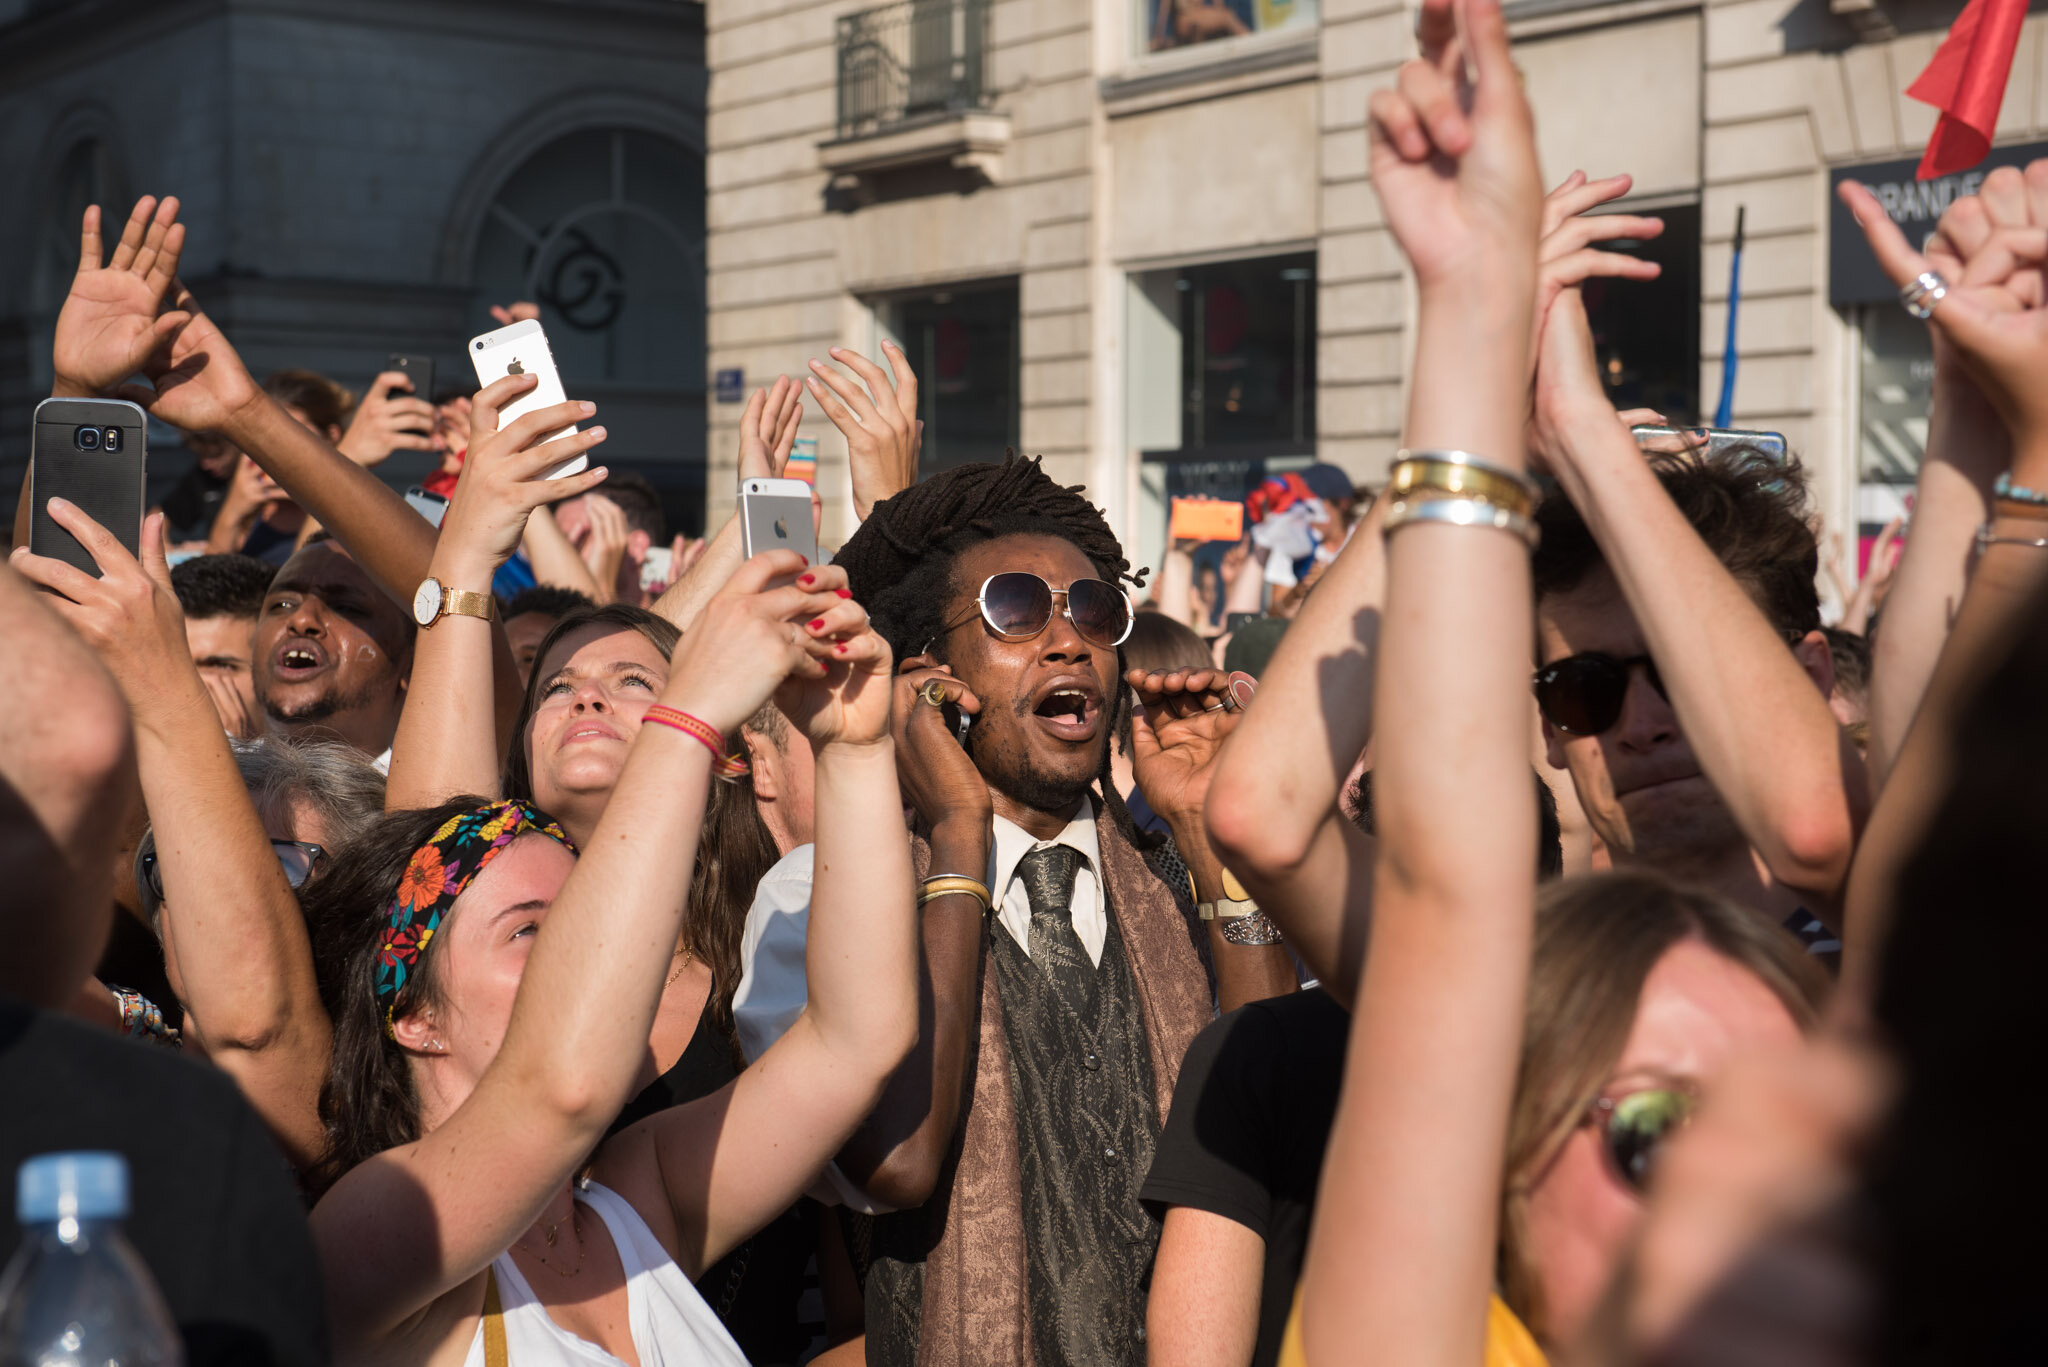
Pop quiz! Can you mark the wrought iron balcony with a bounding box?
[835,0,990,142]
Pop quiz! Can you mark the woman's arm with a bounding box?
[518,504,608,601]
[383,380,611,810]
[9,508,330,1165]
[635,594,917,1271]
[1148,1208,1265,1367]
[1301,4,1541,1364]
[310,550,851,1342]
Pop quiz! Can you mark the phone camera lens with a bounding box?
[75,425,101,451]
[102,427,123,453]
[475,341,484,350]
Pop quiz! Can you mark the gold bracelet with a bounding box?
[1388,456,1538,519]
[1383,494,1538,548]
[918,874,991,912]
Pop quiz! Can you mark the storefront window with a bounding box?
[1582,202,1699,419]
[1137,0,1319,54]
[1856,304,1933,487]
[878,281,1020,473]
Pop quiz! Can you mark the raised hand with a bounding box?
[133,280,265,434]
[574,492,632,599]
[338,371,441,467]
[737,376,804,482]
[890,655,993,836]
[488,301,540,327]
[1840,167,2048,443]
[9,506,198,721]
[806,341,921,520]
[52,197,190,398]
[774,589,894,750]
[663,554,858,735]
[435,374,610,584]
[1532,171,1663,366]
[1126,666,1243,828]
[1367,0,1542,294]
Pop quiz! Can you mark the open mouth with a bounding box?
[1030,682,1101,744]
[563,720,622,745]
[271,638,329,682]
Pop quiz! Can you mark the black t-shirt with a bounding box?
[1141,986,1348,1367]
[0,996,328,1367]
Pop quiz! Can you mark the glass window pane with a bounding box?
[1138,0,1320,54]
[1177,253,1316,455]
[888,282,1020,473]
[1857,304,1932,487]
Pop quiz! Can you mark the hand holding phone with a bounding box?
[469,319,588,479]
[739,477,819,566]
[29,398,148,576]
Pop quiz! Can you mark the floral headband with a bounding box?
[375,799,575,1032]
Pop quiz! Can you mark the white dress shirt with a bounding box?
[988,800,1105,967]
[731,843,816,1066]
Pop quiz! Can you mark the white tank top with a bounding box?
[462,1181,748,1367]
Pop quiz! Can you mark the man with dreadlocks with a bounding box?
[745,453,1297,1366]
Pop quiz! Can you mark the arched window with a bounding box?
[470,128,704,391]
[33,138,119,315]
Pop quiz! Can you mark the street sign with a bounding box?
[714,367,745,403]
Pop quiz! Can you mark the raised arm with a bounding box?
[1300,4,1540,1363]
[1205,498,1384,1002]
[806,341,922,521]
[383,379,610,810]
[652,376,802,631]
[640,593,917,1270]
[311,550,851,1341]
[10,507,329,1162]
[1836,173,2048,999]
[1864,176,2020,787]
[0,557,137,1005]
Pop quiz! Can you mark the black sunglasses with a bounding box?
[1532,652,1665,736]
[927,572,1134,653]
[137,838,325,910]
[1588,1085,1694,1193]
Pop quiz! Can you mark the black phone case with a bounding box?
[30,399,148,577]
[389,353,435,401]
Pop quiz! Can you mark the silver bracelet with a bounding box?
[1382,494,1539,549]
[1976,523,2048,553]
[1220,909,1285,946]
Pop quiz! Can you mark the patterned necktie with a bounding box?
[1017,843,1094,1021]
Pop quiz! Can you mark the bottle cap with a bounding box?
[17,1152,129,1224]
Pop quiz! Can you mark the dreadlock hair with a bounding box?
[833,452,1159,849]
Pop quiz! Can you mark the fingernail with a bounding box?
[808,618,825,631]
[798,573,815,586]
[836,588,851,599]
[882,338,897,350]
[828,346,844,355]
[580,401,595,414]
[588,426,606,439]
[835,642,850,655]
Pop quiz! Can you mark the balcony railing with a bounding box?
[835,0,989,142]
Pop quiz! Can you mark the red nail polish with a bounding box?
[808,618,825,631]
[836,588,852,599]
[835,642,849,654]
[798,573,815,586]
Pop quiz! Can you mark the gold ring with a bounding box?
[918,678,950,708]
[1204,700,1228,713]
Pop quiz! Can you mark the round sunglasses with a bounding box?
[927,572,1135,653]
[1588,1085,1694,1192]
[1532,652,1665,736]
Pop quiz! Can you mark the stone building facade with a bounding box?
[0,0,708,519]
[707,0,2048,587]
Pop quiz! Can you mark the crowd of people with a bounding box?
[0,0,2031,1362]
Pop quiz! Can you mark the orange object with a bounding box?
[1169,497,1244,542]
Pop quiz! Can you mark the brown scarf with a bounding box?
[895,805,1213,1365]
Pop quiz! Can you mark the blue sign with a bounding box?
[715,367,745,403]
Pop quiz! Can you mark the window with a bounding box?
[1581,203,1699,419]
[471,128,704,390]
[1137,0,1319,54]
[877,281,1020,473]
[1128,252,1317,576]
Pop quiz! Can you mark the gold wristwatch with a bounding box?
[412,577,495,628]
[1191,866,1259,921]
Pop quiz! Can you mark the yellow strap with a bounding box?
[483,1266,509,1367]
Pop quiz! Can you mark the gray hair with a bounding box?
[229,735,387,851]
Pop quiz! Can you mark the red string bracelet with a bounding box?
[642,705,723,760]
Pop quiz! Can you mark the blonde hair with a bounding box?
[1497,870,1828,1336]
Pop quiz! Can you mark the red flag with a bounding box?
[1907,0,2030,179]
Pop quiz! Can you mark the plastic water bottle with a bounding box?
[0,1153,182,1367]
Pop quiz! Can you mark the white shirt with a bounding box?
[988,800,1105,967]
[731,844,816,1066]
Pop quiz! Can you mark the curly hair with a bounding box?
[832,452,1157,847]
[1532,448,1821,637]
[169,553,274,620]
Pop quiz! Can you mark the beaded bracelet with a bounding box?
[643,705,725,761]
[1994,472,2048,507]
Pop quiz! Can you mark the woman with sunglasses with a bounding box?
[300,546,913,1366]
[12,502,345,1169]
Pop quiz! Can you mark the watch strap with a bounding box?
[438,587,495,623]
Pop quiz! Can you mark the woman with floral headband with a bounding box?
[300,541,913,1365]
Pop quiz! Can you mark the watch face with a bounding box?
[413,578,442,627]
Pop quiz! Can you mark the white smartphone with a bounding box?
[739,477,817,565]
[467,318,589,479]
[638,545,674,593]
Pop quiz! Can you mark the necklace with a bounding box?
[514,1204,585,1279]
[664,947,689,988]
